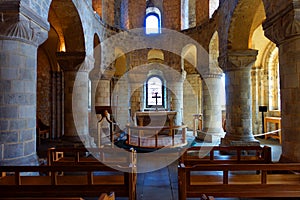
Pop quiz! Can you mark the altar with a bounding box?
[135,111,177,127]
[128,111,187,148]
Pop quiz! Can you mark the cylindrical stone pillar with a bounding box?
[167,71,186,126]
[263,3,300,161]
[56,52,86,145]
[0,9,48,165]
[198,73,223,142]
[221,50,260,146]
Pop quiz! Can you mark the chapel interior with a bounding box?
[0,0,300,199]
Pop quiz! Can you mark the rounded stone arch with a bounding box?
[209,30,225,107]
[48,0,85,52]
[228,0,265,50]
[262,41,279,110]
[148,49,164,63]
[93,33,101,69]
[114,47,127,77]
[209,31,220,72]
[181,44,200,128]
[267,44,279,110]
[181,43,197,74]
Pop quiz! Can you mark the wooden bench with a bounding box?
[47,147,133,167]
[0,148,137,200]
[178,163,300,199]
[180,145,272,165]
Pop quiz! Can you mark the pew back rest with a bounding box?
[47,147,135,167]
[180,145,272,165]
[0,165,136,200]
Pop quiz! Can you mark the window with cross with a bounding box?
[146,76,165,109]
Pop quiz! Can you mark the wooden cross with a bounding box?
[152,92,161,110]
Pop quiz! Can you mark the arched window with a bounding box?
[146,76,164,108]
[145,7,161,35]
[145,13,159,34]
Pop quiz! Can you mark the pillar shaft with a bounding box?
[221,49,259,146]
[263,2,300,161]
[202,74,223,134]
[56,52,86,141]
[0,1,48,165]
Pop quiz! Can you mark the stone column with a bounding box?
[89,66,101,143]
[51,71,63,139]
[127,71,147,125]
[183,74,201,129]
[167,71,186,126]
[221,49,260,146]
[198,73,223,142]
[0,2,49,165]
[263,2,300,162]
[56,52,87,145]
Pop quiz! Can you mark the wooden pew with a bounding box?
[180,145,272,165]
[47,147,132,167]
[178,163,300,199]
[0,148,137,200]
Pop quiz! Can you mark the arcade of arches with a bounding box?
[0,0,300,166]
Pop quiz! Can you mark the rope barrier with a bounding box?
[254,129,281,137]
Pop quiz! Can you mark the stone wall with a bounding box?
[37,48,51,126]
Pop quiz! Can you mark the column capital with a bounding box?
[202,66,223,79]
[263,1,300,45]
[56,52,86,72]
[0,1,49,46]
[101,66,115,80]
[222,49,258,72]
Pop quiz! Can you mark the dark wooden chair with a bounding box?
[37,118,50,145]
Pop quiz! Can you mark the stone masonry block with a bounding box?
[9,119,27,131]
[4,143,24,159]
[20,68,35,80]
[0,80,11,91]
[1,68,18,80]
[11,80,25,93]
[0,120,9,131]
[27,118,36,129]
[24,140,36,157]
[0,131,18,144]
[0,106,18,118]
[19,106,36,118]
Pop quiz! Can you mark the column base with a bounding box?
[196,130,225,143]
[220,137,260,146]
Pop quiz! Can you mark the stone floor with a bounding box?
[39,133,295,200]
